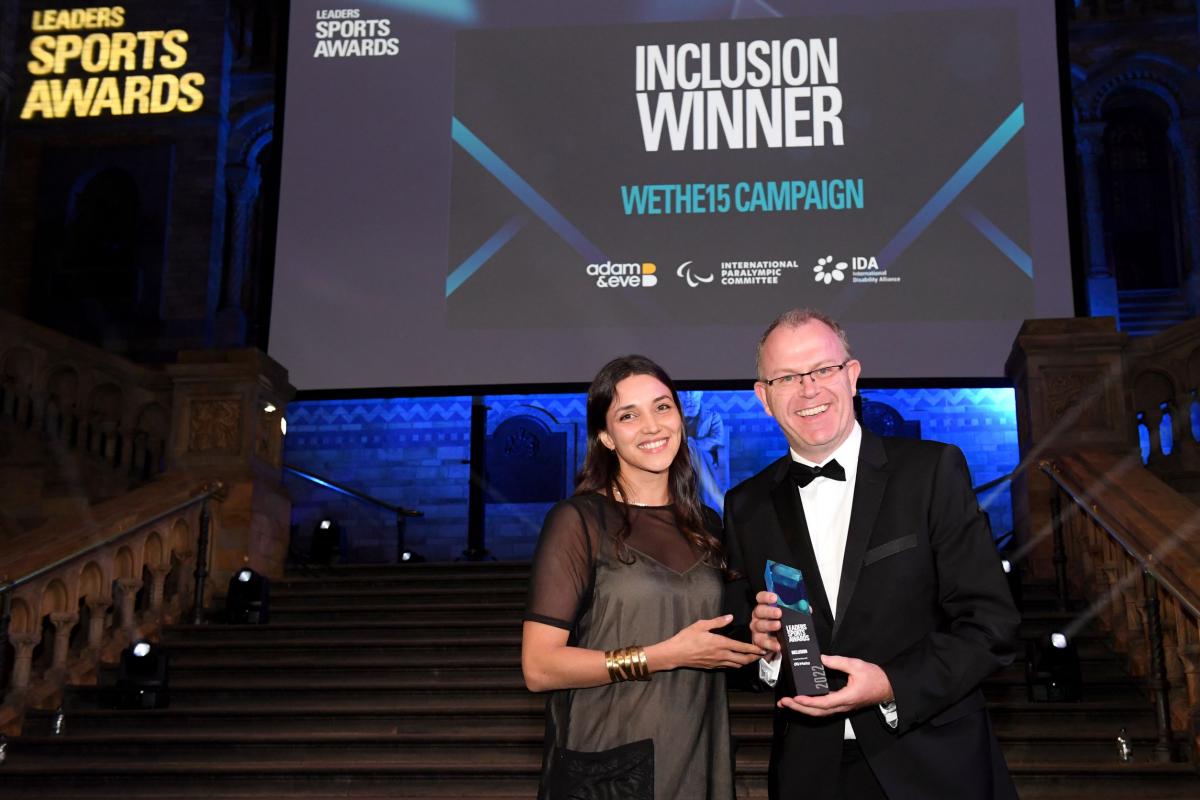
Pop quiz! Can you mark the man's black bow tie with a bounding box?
[790,459,846,487]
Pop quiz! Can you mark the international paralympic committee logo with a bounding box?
[676,260,714,288]
[813,255,848,285]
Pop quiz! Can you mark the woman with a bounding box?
[522,355,762,800]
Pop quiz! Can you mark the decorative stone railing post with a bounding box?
[7,633,40,695]
[1006,318,1135,579]
[115,578,143,640]
[167,350,294,590]
[84,597,112,652]
[48,612,78,673]
[145,565,170,615]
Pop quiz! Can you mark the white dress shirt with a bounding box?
[759,423,896,736]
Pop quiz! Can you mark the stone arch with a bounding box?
[1077,55,1194,124]
[143,529,166,569]
[1,346,36,424]
[40,579,70,616]
[1133,368,1178,460]
[78,561,106,601]
[170,517,191,554]
[44,365,81,441]
[130,401,169,479]
[1133,368,1177,414]
[9,597,35,635]
[84,382,124,462]
[113,545,136,580]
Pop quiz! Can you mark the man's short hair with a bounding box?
[756,308,854,380]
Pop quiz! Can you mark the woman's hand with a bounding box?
[646,614,766,672]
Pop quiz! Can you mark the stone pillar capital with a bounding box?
[116,577,143,593]
[85,595,113,612]
[8,632,41,650]
[48,612,79,630]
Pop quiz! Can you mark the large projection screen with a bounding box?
[271,0,1075,390]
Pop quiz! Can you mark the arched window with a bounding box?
[1101,101,1179,291]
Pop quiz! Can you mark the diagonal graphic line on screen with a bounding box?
[877,103,1025,270]
[451,117,606,263]
[446,215,527,297]
[958,204,1033,279]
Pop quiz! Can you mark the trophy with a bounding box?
[765,559,829,696]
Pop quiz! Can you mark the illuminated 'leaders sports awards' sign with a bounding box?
[20,5,205,120]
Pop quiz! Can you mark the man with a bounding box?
[724,308,1020,800]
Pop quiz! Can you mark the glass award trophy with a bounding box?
[765,559,829,696]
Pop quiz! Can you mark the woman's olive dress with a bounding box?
[524,493,735,800]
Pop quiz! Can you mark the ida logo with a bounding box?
[586,261,657,288]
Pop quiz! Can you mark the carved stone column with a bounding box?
[144,566,170,614]
[7,633,41,693]
[215,164,261,347]
[115,578,143,639]
[1077,121,1118,318]
[84,596,112,651]
[1167,119,1200,316]
[1006,319,1135,578]
[48,612,78,672]
[167,351,294,591]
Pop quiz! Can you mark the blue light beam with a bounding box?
[451,118,606,264]
[446,216,526,297]
[878,103,1025,270]
[958,205,1033,279]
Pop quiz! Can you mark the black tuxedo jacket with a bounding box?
[724,431,1020,800]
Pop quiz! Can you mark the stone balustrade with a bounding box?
[1042,451,1200,761]
[0,310,172,485]
[1008,317,1200,579]
[1127,318,1200,496]
[0,475,224,734]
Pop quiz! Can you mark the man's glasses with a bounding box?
[760,362,850,388]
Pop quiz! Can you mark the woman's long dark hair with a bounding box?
[575,354,724,570]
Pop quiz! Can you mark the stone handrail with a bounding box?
[1040,450,1200,761]
[0,475,224,734]
[0,311,172,482]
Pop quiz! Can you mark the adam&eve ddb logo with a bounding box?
[586,261,657,288]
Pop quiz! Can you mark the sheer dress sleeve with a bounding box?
[524,498,596,631]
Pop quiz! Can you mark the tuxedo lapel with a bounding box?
[768,466,834,632]
[832,431,889,641]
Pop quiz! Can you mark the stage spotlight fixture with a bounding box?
[226,568,270,624]
[114,640,170,709]
[310,518,341,564]
[1025,631,1082,702]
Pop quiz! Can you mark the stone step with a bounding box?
[268,602,524,622]
[6,728,1176,766]
[285,562,532,579]
[162,619,1119,660]
[163,621,524,642]
[267,587,528,605]
[29,701,1166,741]
[273,576,531,592]
[2,746,1197,799]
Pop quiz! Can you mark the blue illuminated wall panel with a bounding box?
[284,386,1019,561]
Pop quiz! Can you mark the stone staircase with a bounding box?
[1117,288,1194,337]
[4,563,1200,798]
